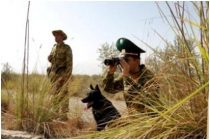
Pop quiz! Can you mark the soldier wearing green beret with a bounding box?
[103,38,159,114]
[47,30,73,120]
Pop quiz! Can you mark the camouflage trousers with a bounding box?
[48,71,71,120]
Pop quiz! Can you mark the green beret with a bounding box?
[116,38,145,56]
[52,30,67,40]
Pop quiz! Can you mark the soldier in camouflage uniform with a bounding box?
[103,38,159,114]
[47,30,73,120]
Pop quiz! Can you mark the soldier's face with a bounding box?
[125,57,140,73]
[55,34,64,43]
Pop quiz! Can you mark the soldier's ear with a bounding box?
[90,84,94,90]
[95,85,100,92]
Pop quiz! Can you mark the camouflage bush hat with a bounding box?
[116,37,145,57]
[52,30,67,40]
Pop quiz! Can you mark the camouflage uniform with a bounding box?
[47,42,72,118]
[48,43,72,82]
[103,65,159,113]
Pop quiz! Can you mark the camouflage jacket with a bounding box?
[47,43,73,78]
[103,64,159,112]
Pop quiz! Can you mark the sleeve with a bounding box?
[48,44,57,63]
[65,45,73,76]
[102,73,124,94]
[48,46,54,63]
[48,54,53,62]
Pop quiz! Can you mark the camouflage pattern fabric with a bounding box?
[47,43,72,82]
[103,64,159,113]
[47,43,72,119]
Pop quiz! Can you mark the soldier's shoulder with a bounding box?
[64,43,70,48]
[52,44,57,49]
[63,44,71,50]
[51,44,57,51]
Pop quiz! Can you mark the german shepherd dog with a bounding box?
[81,85,121,131]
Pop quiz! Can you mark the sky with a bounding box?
[0,1,179,75]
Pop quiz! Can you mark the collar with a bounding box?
[56,42,65,46]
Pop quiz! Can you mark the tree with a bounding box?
[1,63,13,81]
[97,42,120,74]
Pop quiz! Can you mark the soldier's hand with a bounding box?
[108,65,117,74]
[120,59,129,76]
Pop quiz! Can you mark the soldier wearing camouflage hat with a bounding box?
[103,37,160,114]
[47,30,73,120]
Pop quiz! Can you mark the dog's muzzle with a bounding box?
[81,98,93,109]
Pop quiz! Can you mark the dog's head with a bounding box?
[81,84,102,109]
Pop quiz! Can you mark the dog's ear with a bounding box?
[95,84,100,92]
[90,84,94,90]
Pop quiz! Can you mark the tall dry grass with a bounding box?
[76,2,208,139]
[1,73,100,138]
[1,1,208,139]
